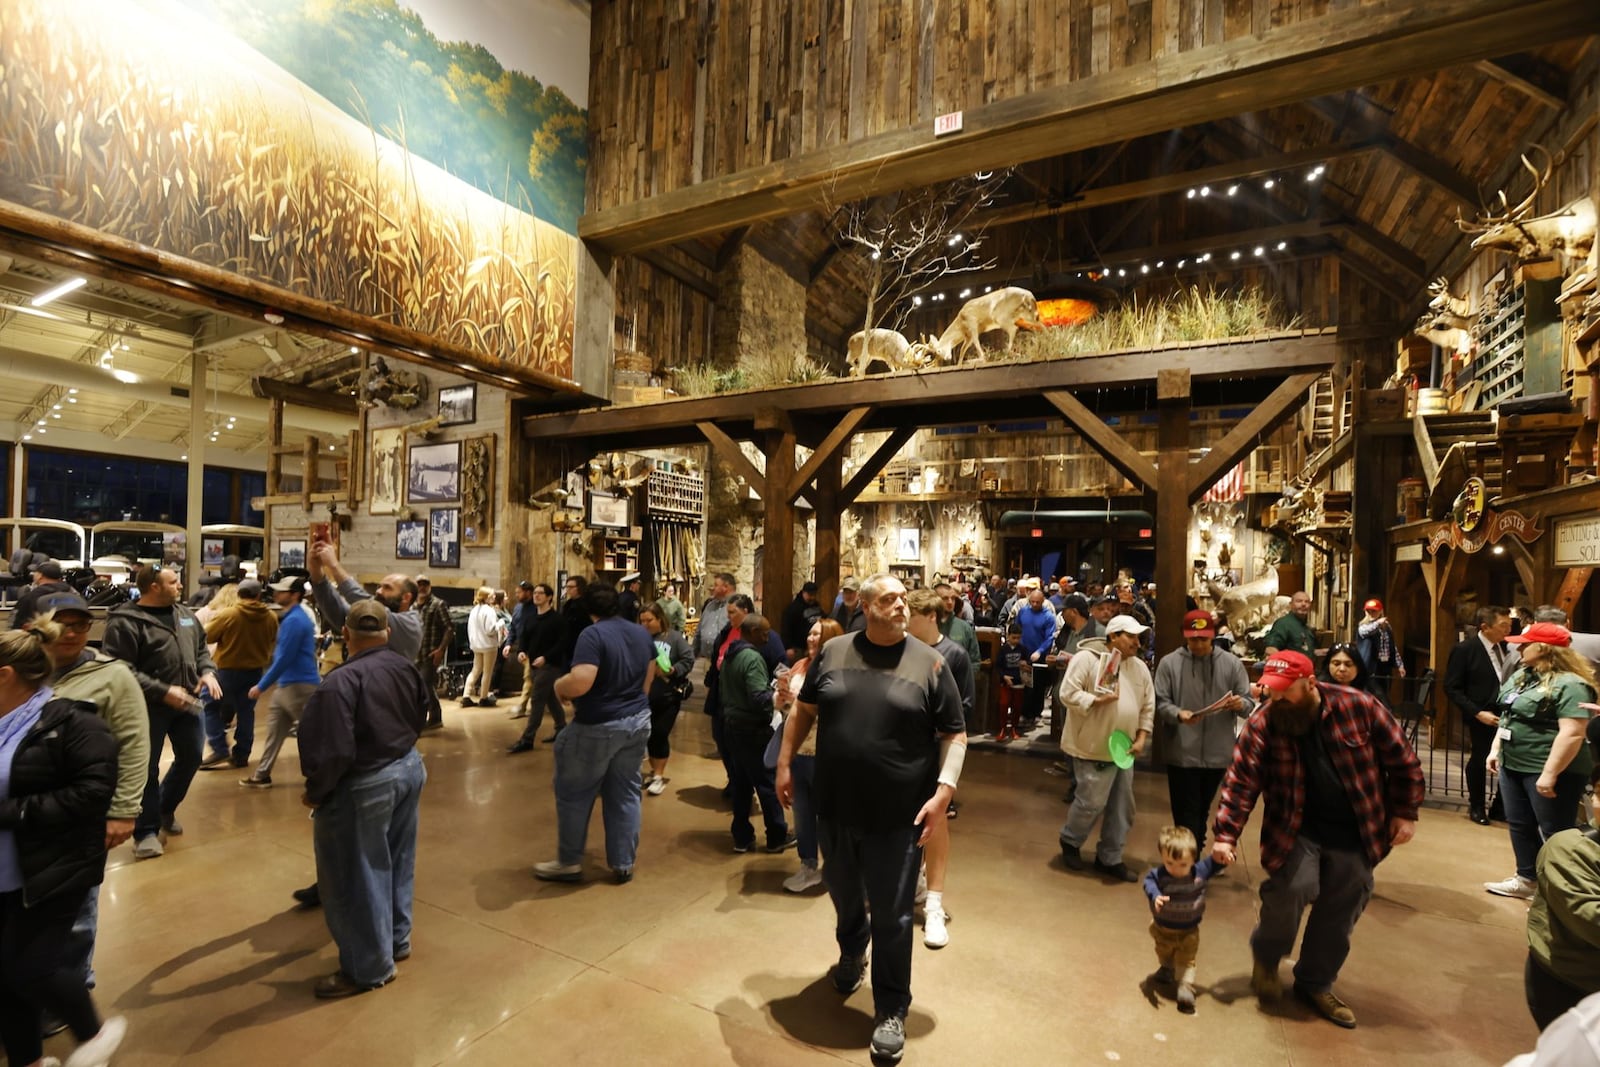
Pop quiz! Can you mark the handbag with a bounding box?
[669,676,693,702]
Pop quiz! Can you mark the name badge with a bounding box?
[1496,726,1513,742]
[179,617,195,627]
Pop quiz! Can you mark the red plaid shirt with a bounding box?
[1214,682,1424,873]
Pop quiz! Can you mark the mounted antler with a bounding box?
[1506,145,1553,221]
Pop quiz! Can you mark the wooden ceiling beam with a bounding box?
[1301,96,1481,209]
[1043,390,1159,490]
[635,248,717,299]
[695,420,766,496]
[843,427,917,503]
[713,226,752,272]
[980,141,1380,229]
[787,405,874,503]
[1475,56,1566,110]
[1187,372,1324,504]
[580,0,1598,252]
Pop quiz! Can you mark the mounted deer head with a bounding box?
[1427,276,1472,320]
[1455,146,1596,265]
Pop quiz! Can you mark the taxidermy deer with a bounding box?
[1414,310,1475,357]
[1456,147,1597,266]
[1207,572,1286,635]
[1427,277,1473,320]
[920,286,1044,364]
[847,328,935,376]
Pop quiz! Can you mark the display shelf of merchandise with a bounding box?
[1467,286,1526,409]
[646,468,705,519]
[599,535,640,572]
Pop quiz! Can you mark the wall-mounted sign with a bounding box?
[1424,506,1544,556]
[934,110,964,136]
[1554,514,1600,567]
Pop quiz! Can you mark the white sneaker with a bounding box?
[645,775,666,796]
[1484,874,1536,900]
[131,835,163,860]
[65,1015,126,1067]
[924,906,950,949]
[784,863,823,893]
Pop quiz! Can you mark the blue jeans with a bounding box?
[791,754,818,865]
[72,884,98,989]
[553,712,651,871]
[313,748,427,986]
[1500,766,1587,880]
[204,667,263,762]
[725,726,788,850]
[818,818,922,1018]
[135,704,204,841]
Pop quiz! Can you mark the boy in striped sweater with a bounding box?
[1143,825,1218,1014]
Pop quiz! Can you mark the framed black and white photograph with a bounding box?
[278,539,307,569]
[564,469,585,510]
[587,489,629,530]
[407,440,461,504]
[429,507,461,568]
[369,426,405,515]
[896,527,921,562]
[438,383,477,427]
[395,520,426,560]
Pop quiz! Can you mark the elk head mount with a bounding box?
[1457,147,1597,268]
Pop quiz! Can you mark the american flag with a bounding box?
[1202,462,1245,503]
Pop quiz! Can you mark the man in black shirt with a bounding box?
[778,574,966,1065]
[508,582,568,754]
[301,599,429,1000]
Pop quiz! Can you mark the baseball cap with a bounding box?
[518,579,534,590]
[267,576,303,594]
[414,574,431,585]
[346,599,390,634]
[841,577,861,592]
[36,590,90,618]
[1259,651,1317,693]
[33,560,63,580]
[1363,598,1383,613]
[1507,621,1571,647]
[1182,609,1216,638]
[1062,593,1089,616]
[620,571,641,584]
[1105,615,1150,637]
[236,579,264,599]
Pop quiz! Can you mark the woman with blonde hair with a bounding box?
[461,586,502,708]
[0,618,127,1067]
[1484,622,1597,900]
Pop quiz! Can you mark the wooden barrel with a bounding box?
[1415,387,1448,416]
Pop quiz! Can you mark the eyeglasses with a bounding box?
[59,619,92,635]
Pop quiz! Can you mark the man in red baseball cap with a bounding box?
[1355,598,1405,706]
[1212,649,1425,1030]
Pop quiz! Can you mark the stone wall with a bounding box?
[710,244,806,372]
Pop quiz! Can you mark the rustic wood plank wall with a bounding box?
[612,257,714,375]
[588,0,1358,214]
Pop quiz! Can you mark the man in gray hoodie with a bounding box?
[1153,609,1255,853]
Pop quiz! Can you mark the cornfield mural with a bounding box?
[0,0,582,378]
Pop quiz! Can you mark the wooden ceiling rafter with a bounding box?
[1474,56,1567,110]
[1301,95,1482,209]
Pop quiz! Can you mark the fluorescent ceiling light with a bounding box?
[31,277,87,307]
[110,368,140,384]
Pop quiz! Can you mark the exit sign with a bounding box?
[1139,528,1153,539]
[934,110,964,137]
[1031,528,1043,538]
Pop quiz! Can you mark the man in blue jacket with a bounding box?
[241,576,322,788]
[1016,586,1059,733]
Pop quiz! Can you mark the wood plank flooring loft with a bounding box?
[521,330,1340,452]
[577,0,1600,251]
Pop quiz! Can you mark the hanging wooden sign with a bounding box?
[1424,506,1544,556]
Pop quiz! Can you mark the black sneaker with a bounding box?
[292,883,321,908]
[1059,843,1089,871]
[870,1013,906,1063]
[733,840,755,854]
[507,740,534,754]
[765,833,798,854]
[239,775,272,788]
[1094,859,1139,883]
[197,752,231,770]
[830,951,868,995]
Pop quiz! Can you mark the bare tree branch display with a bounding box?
[823,170,1010,336]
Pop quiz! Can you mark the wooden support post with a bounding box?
[695,421,765,496]
[1155,369,1192,659]
[264,398,283,553]
[762,428,797,619]
[1554,568,1595,619]
[813,452,843,609]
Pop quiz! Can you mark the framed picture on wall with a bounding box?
[369,426,405,515]
[564,469,585,510]
[896,527,921,562]
[407,441,460,504]
[202,538,224,566]
[429,508,461,568]
[460,434,494,548]
[395,520,426,560]
[278,540,307,569]
[438,384,477,427]
[587,489,628,530]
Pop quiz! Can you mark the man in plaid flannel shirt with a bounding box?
[1212,651,1423,1031]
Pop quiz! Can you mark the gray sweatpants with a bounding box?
[254,683,317,778]
[1250,836,1375,994]
[1057,757,1135,866]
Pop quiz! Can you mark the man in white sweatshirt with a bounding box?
[1057,615,1155,882]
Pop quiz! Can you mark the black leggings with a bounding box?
[0,888,101,1065]
[647,693,683,760]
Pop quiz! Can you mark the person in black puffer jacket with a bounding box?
[0,620,126,1067]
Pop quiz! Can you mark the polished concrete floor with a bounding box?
[60,688,1544,1066]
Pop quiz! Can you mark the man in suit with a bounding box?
[1444,605,1514,826]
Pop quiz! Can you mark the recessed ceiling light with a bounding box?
[50,413,60,419]
[67,389,77,395]
[1254,246,1265,256]
[111,369,139,384]
[67,397,76,403]
[1277,241,1288,251]
[1186,189,1196,199]
[1230,251,1241,260]
[21,435,30,441]
[1227,185,1238,196]
[1263,179,1275,189]
[31,277,86,307]
[349,346,359,354]
[1199,186,1211,197]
